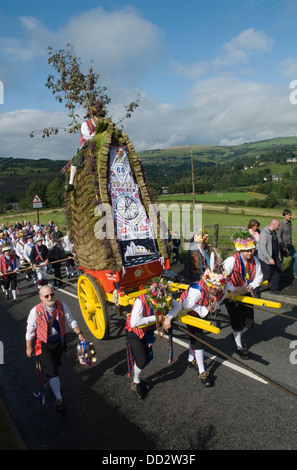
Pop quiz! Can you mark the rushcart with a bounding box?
[66,118,173,339]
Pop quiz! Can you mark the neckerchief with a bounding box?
[239,254,251,284]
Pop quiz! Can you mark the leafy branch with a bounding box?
[30,43,140,138]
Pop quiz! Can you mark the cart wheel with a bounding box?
[77,273,110,339]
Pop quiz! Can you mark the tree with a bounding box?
[46,178,65,207]
[30,43,139,138]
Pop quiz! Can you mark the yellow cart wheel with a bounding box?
[77,273,110,339]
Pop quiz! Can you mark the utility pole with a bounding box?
[191,150,196,231]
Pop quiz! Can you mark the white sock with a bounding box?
[188,342,195,362]
[69,165,77,185]
[133,364,143,384]
[49,376,62,400]
[241,327,248,336]
[12,290,16,300]
[233,330,243,350]
[194,349,205,374]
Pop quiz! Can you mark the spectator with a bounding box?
[277,209,297,279]
[258,219,283,295]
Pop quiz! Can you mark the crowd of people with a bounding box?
[1,209,296,407]
[0,219,76,301]
[127,209,296,397]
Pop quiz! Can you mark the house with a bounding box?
[272,174,282,182]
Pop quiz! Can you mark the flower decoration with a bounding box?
[86,99,106,118]
[145,277,173,315]
[194,229,209,243]
[202,263,228,290]
[77,341,97,367]
[233,229,255,251]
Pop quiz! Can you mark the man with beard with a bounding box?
[25,286,85,410]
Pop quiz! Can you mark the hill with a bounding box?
[1,136,297,206]
[137,136,297,195]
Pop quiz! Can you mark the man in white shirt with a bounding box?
[223,230,263,360]
[26,285,85,411]
[65,100,106,192]
[125,280,182,399]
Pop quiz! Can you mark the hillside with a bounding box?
[1,136,297,204]
[138,136,297,194]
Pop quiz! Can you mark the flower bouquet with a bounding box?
[77,341,97,367]
[145,277,173,315]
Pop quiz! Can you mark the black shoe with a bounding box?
[187,359,198,370]
[65,184,74,192]
[55,398,64,411]
[131,381,145,399]
[236,347,250,360]
[140,378,150,391]
[270,290,284,295]
[4,292,9,300]
[13,299,21,304]
[199,371,213,387]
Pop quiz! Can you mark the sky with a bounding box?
[1,0,297,161]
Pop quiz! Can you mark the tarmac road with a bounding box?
[1,269,297,452]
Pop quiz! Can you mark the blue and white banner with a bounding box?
[109,146,158,264]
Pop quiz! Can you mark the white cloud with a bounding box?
[1,7,164,86]
[213,28,273,69]
[0,109,76,160]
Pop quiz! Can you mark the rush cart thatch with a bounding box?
[66,118,170,339]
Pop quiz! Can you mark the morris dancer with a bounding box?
[223,230,263,359]
[30,236,49,288]
[65,100,106,192]
[125,278,182,399]
[15,230,30,279]
[25,285,85,410]
[183,230,210,283]
[24,233,37,284]
[0,244,20,302]
[179,264,228,387]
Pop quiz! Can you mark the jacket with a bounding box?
[258,225,281,264]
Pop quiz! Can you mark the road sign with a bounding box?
[32,194,42,209]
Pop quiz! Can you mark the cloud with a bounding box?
[213,28,273,69]
[0,109,76,160]
[0,7,164,86]
[122,76,297,151]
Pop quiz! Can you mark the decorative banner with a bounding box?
[109,146,159,266]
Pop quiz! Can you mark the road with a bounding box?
[1,269,297,451]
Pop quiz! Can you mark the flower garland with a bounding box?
[194,229,209,243]
[145,277,173,315]
[202,263,228,290]
[233,229,255,251]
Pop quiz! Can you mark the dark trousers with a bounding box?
[127,331,148,370]
[225,299,254,332]
[3,273,17,291]
[260,258,282,291]
[187,324,204,350]
[53,263,63,287]
[40,340,63,378]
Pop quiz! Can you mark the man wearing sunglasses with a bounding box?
[25,286,85,410]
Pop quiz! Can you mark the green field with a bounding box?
[1,194,297,249]
[158,192,265,203]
